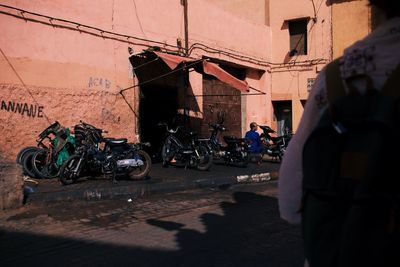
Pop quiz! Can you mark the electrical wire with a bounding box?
[120,57,265,96]
[0,4,328,71]
[0,3,326,99]
[131,0,149,42]
[0,47,51,124]
[188,42,327,68]
[119,59,204,93]
[0,4,180,51]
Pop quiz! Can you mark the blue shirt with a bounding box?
[245,130,262,153]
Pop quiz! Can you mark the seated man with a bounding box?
[245,122,263,163]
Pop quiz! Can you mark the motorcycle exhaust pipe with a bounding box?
[117,159,144,167]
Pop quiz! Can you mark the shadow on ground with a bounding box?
[0,192,303,267]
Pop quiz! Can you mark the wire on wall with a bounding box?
[0,4,328,71]
[0,47,51,124]
[0,4,180,52]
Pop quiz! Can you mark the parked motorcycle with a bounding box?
[59,121,151,185]
[18,121,73,178]
[198,123,249,167]
[259,125,292,162]
[158,122,212,171]
[31,122,75,179]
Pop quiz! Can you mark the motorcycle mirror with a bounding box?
[142,142,151,147]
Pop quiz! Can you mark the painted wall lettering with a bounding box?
[0,99,44,118]
[88,77,111,89]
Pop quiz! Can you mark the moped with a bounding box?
[198,123,249,167]
[259,125,292,162]
[158,122,212,171]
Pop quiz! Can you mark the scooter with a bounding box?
[259,125,291,162]
[198,123,249,167]
[158,122,213,171]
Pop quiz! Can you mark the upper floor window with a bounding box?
[289,19,308,56]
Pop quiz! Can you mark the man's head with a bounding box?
[250,122,258,131]
[369,0,400,18]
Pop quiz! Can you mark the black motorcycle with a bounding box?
[198,123,249,167]
[59,121,151,185]
[158,122,212,171]
[259,125,292,162]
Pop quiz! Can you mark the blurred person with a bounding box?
[278,1,400,266]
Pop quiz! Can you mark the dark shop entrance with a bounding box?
[139,84,179,161]
[130,50,246,161]
[130,50,185,162]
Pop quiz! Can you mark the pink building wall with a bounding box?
[0,0,271,159]
[269,0,332,131]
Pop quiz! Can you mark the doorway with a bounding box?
[273,100,292,136]
[139,84,179,161]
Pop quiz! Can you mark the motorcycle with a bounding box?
[158,122,212,171]
[30,122,75,179]
[18,121,74,179]
[198,123,249,167]
[259,125,292,162]
[59,121,151,185]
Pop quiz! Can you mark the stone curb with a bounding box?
[25,172,277,203]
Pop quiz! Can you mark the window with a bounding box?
[289,19,308,55]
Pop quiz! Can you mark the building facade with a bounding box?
[0,0,375,160]
[0,0,270,159]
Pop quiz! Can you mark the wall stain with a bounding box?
[101,108,120,124]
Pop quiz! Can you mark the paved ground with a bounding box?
[23,158,282,203]
[0,181,304,267]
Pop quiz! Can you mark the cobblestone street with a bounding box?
[0,181,304,267]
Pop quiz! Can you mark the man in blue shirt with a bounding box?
[245,122,262,153]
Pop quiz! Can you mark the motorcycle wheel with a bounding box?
[16,146,38,165]
[128,150,152,180]
[196,145,212,171]
[161,143,173,167]
[21,149,41,178]
[31,149,59,179]
[59,155,81,185]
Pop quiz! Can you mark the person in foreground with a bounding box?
[278,1,400,266]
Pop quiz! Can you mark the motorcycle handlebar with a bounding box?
[259,125,276,134]
[158,122,182,134]
[210,123,226,132]
[79,120,106,133]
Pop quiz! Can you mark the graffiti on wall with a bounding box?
[88,77,112,89]
[1,99,44,118]
[102,108,120,124]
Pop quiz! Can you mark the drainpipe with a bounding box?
[180,0,189,126]
[181,0,189,55]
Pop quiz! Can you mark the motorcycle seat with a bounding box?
[271,136,282,143]
[104,138,127,144]
[223,135,245,144]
